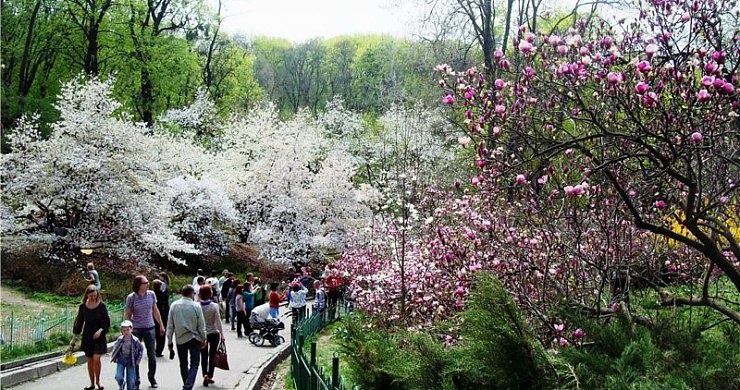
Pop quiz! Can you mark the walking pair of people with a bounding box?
[167,284,224,390]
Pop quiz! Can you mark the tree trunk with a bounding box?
[18,0,41,97]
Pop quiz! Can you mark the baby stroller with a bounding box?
[248,317,286,346]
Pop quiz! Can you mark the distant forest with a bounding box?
[1,0,485,136]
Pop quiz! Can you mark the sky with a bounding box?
[220,0,420,43]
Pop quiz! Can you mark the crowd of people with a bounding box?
[70,264,346,390]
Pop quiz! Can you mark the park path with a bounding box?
[10,306,292,390]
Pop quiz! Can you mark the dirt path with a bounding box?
[0,285,63,318]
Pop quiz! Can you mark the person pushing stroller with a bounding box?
[248,303,285,346]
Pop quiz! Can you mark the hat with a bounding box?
[120,320,133,328]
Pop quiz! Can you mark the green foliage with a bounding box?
[556,314,740,390]
[335,314,406,389]
[449,274,555,390]
[337,273,739,390]
[0,332,71,361]
[336,274,561,390]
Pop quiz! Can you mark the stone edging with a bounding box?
[0,341,116,388]
[237,343,292,390]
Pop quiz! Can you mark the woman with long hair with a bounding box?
[71,285,111,390]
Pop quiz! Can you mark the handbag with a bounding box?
[213,340,229,370]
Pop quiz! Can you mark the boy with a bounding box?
[111,320,143,390]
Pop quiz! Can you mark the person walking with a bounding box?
[191,269,204,290]
[111,320,143,390]
[84,262,101,290]
[125,275,165,389]
[217,270,228,293]
[70,285,111,390]
[167,285,207,390]
[313,280,326,314]
[194,277,205,302]
[288,282,308,322]
[227,279,240,329]
[220,272,234,322]
[233,284,247,337]
[158,272,171,293]
[198,286,224,387]
[152,279,170,357]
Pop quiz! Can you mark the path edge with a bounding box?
[237,343,291,390]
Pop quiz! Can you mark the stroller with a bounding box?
[248,317,286,346]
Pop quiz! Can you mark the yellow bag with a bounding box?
[61,353,77,365]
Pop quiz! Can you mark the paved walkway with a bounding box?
[10,306,292,390]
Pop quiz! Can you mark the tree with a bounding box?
[62,0,114,75]
[2,76,201,263]
[126,0,204,126]
[211,104,374,263]
[434,0,739,323]
[417,0,620,76]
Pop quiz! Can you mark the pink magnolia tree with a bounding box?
[338,0,739,339]
[437,0,739,324]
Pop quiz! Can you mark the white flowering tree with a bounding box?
[2,77,199,263]
[216,104,373,263]
[167,176,240,255]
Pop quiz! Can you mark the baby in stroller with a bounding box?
[248,303,286,346]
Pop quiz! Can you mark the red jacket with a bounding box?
[269,290,286,308]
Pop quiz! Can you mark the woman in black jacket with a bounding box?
[151,278,170,357]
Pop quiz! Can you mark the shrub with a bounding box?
[557,314,740,389]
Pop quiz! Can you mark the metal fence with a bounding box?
[291,300,353,390]
[0,301,126,350]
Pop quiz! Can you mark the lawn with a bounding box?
[302,320,356,389]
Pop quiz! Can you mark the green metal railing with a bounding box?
[0,301,125,350]
[291,300,352,390]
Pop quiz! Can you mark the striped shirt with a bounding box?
[125,291,157,329]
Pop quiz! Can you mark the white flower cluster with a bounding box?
[2,77,392,265]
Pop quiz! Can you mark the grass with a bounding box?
[302,320,356,389]
[629,275,740,335]
[0,324,122,362]
[0,286,78,319]
[282,359,296,390]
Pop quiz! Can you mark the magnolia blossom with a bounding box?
[697,89,712,102]
[635,82,650,94]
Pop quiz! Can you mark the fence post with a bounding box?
[332,352,340,389]
[9,311,14,350]
[310,341,317,390]
[310,341,317,366]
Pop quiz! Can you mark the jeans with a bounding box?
[133,327,157,386]
[269,307,279,318]
[176,338,201,390]
[115,362,137,390]
[200,333,220,378]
